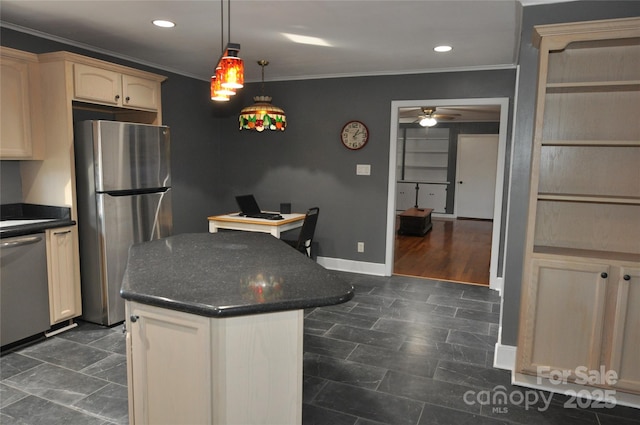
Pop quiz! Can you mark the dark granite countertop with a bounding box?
[120,232,355,318]
[0,204,75,238]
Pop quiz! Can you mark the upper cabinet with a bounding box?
[73,63,161,111]
[0,47,44,160]
[19,50,166,216]
[517,17,640,396]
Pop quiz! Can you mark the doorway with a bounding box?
[385,98,509,292]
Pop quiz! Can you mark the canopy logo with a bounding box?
[463,366,619,413]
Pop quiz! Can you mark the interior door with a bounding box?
[455,134,498,219]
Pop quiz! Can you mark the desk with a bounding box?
[208,212,305,238]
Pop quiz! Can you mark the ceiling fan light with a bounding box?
[419,117,437,127]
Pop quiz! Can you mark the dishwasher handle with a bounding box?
[1,235,43,249]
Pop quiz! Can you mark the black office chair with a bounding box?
[284,207,319,257]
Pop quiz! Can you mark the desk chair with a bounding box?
[284,207,319,257]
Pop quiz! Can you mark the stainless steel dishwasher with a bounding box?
[1,233,50,347]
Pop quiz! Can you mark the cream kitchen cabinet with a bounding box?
[73,63,161,111]
[607,266,640,393]
[516,17,640,399]
[0,47,44,160]
[45,226,81,324]
[518,256,609,377]
[125,301,303,425]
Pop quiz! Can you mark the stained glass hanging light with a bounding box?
[239,60,287,132]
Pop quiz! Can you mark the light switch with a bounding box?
[356,164,371,175]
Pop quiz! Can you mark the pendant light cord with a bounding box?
[220,0,224,54]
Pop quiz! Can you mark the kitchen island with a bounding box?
[120,232,354,425]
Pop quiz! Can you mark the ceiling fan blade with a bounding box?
[432,114,457,120]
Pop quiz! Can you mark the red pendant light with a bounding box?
[220,48,244,89]
[211,0,244,101]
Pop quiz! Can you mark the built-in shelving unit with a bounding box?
[396,127,449,212]
[517,17,640,396]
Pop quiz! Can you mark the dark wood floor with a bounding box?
[394,218,493,285]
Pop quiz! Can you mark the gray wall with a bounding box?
[500,1,640,347]
[0,24,517,266]
[216,71,515,263]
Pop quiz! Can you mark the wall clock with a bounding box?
[340,120,369,150]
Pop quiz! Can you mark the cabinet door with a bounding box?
[418,183,446,213]
[0,55,33,158]
[396,182,416,211]
[73,63,122,106]
[519,258,608,378]
[609,266,640,393]
[127,302,212,425]
[122,74,160,111]
[46,226,81,324]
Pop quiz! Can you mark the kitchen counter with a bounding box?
[120,231,354,316]
[121,232,354,425]
[0,204,74,238]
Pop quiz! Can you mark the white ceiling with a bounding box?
[0,0,573,84]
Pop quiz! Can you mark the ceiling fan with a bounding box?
[414,107,460,127]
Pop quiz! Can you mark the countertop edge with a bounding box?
[0,219,76,239]
[120,287,355,318]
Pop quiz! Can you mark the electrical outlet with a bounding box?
[357,242,365,253]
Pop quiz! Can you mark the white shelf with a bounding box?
[546,80,640,93]
[541,140,640,147]
[532,245,640,263]
[537,193,640,205]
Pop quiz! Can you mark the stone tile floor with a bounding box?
[1,272,639,424]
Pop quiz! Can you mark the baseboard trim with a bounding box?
[494,342,517,371]
[316,257,386,276]
[491,276,504,295]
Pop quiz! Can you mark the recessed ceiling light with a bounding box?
[434,45,453,53]
[152,19,176,28]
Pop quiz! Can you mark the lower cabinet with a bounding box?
[396,182,447,213]
[45,226,81,324]
[607,266,640,393]
[517,255,640,395]
[125,301,303,425]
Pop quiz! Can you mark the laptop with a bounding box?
[235,194,283,220]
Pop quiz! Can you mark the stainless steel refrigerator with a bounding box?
[74,120,172,325]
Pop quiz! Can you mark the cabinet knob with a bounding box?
[130,315,139,323]
[601,272,608,279]
[623,274,631,281]
[125,96,131,102]
[115,94,120,101]
[458,181,463,184]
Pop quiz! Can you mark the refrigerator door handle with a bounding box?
[104,187,171,197]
